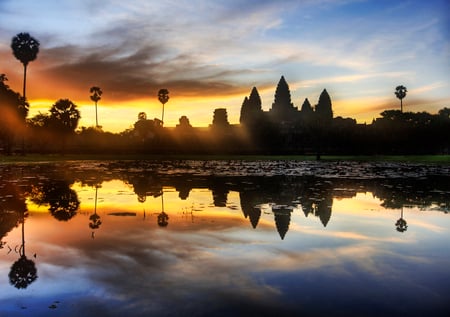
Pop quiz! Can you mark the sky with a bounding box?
[0,0,449,132]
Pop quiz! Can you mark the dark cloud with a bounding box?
[37,41,256,101]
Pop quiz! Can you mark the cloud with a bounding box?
[37,44,254,101]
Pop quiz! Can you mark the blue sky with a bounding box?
[0,0,449,131]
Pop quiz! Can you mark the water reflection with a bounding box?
[0,161,449,316]
[0,162,449,241]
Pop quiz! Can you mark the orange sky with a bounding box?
[1,1,449,133]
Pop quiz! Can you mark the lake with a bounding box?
[1,160,449,316]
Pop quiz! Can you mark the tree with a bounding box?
[0,75,29,154]
[90,86,102,128]
[158,89,169,126]
[395,85,407,112]
[11,33,40,101]
[134,112,156,141]
[48,99,80,152]
[438,107,450,119]
[48,99,81,134]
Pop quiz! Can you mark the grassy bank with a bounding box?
[1,153,450,164]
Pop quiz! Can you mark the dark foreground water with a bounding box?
[1,160,449,316]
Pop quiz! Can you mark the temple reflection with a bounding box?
[0,163,449,243]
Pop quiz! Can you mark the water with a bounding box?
[1,160,449,316]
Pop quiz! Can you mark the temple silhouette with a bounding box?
[241,75,332,130]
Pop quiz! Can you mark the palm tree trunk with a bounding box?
[400,99,403,113]
[23,64,27,100]
[21,219,25,256]
[161,104,165,126]
[95,101,98,127]
[94,186,98,214]
[22,64,28,156]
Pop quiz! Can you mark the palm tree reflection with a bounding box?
[395,206,408,233]
[157,190,169,227]
[157,211,169,227]
[89,185,102,237]
[9,213,37,289]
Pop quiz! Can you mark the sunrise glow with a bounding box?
[0,1,448,133]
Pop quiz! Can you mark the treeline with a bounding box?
[1,76,449,155]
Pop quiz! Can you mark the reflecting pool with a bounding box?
[1,160,449,316]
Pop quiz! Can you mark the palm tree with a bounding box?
[395,85,407,112]
[11,33,40,101]
[90,86,102,128]
[158,89,169,126]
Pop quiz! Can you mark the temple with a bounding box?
[240,75,333,129]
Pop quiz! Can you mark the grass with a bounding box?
[1,153,450,164]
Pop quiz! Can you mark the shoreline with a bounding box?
[1,154,450,164]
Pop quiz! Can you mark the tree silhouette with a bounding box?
[90,86,102,128]
[11,33,40,101]
[158,89,169,126]
[134,112,157,141]
[0,76,29,154]
[47,99,80,152]
[395,85,407,112]
[49,99,81,133]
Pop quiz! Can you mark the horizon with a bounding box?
[1,0,449,133]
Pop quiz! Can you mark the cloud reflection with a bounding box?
[1,161,449,316]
